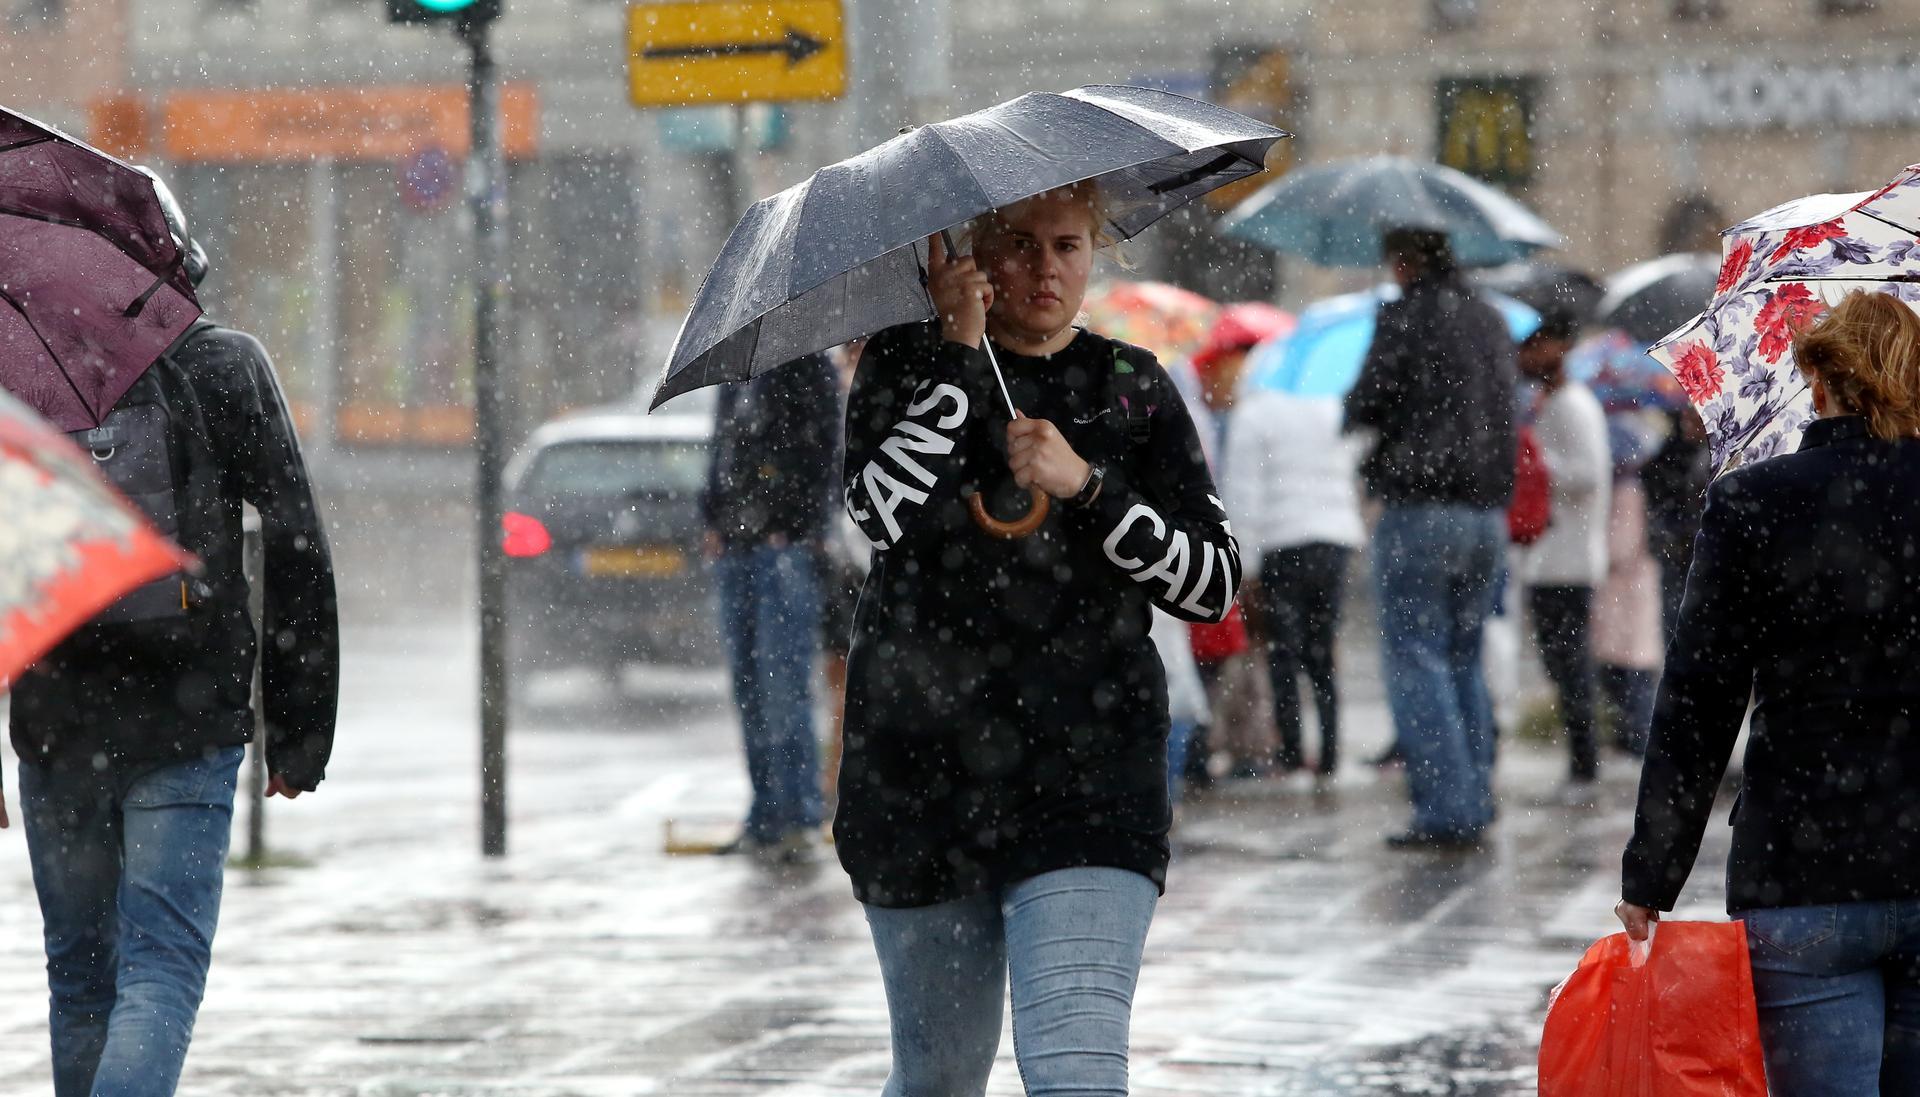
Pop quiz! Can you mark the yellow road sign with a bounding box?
[628,1,846,108]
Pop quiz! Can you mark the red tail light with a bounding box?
[501,511,552,558]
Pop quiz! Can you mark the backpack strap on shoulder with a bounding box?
[1106,343,1155,447]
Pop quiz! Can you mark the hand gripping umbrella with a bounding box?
[650,85,1288,537]
[0,108,203,431]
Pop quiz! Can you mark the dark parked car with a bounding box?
[501,405,718,680]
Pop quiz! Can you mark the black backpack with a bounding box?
[66,325,209,624]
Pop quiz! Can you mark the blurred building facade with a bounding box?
[1299,0,1920,278]
[97,0,875,455]
[1,0,1914,458]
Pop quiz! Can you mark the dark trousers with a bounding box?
[1599,664,1656,756]
[1528,585,1599,781]
[714,543,824,840]
[1259,544,1350,774]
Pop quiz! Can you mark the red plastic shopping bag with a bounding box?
[1539,922,1767,1096]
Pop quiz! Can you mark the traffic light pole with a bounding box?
[463,15,511,859]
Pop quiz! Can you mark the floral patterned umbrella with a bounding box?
[1080,280,1220,365]
[1649,164,1920,473]
[0,387,191,689]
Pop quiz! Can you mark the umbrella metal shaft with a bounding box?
[936,229,1020,420]
[981,338,1019,420]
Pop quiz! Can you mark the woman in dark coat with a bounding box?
[837,183,1239,1095]
[1616,290,1920,1094]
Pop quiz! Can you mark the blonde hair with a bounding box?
[1792,290,1920,441]
[963,181,1131,266]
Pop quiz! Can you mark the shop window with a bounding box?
[1673,0,1723,19]
[1432,0,1479,30]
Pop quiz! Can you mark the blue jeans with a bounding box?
[1373,505,1503,837]
[863,867,1158,1096]
[1165,719,1193,801]
[714,543,823,841]
[19,748,244,1097]
[1735,900,1920,1095]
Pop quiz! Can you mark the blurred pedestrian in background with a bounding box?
[1617,290,1920,1093]
[1590,412,1667,757]
[1515,306,1611,796]
[701,351,840,860]
[7,171,338,1097]
[1223,350,1364,782]
[1152,608,1210,804]
[1640,405,1712,639]
[1183,306,1286,782]
[837,187,1237,1094]
[819,337,872,814]
[1346,227,1516,848]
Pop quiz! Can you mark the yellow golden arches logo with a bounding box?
[1436,77,1536,185]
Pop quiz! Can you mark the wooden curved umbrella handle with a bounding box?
[969,486,1050,540]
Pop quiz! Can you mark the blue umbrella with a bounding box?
[1218,156,1562,268]
[1566,327,1685,412]
[1249,284,1541,397]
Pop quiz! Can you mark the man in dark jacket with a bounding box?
[1345,227,1516,848]
[5,172,337,1097]
[702,353,840,858]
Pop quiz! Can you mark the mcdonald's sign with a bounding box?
[1435,76,1536,185]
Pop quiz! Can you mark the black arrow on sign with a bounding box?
[643,26,826,66]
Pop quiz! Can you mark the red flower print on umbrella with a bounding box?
[1715,239,1754,295]
[1755,283,1826,362]
[1766,219,1848,262]
[1670,341,1724,405]
[1651,164,1920,474]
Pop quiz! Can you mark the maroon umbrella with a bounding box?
[0,108,202,431]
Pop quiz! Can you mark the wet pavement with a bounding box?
[0,622,1735,1095]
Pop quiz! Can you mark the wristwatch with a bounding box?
[1070,464,1106,509]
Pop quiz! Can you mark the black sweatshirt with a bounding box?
[10,323,338,788]
[834,321,1239,908]
[1622,417,1920,914]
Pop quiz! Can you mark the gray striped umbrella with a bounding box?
[649,85,1288,409]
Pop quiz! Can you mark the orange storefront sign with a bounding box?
[154,84,538,163]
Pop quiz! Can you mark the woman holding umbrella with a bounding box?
[1616,291,1920,1091]
[837,182,1240,1094]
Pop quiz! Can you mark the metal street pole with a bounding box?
[463,15,511,858]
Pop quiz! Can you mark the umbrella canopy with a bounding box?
[1568,328,1685,412]
[1596,253,1720,344]
[0,388,192,689]
[1192,301,1294,373]
[1248,284,1540,397]
[1080,280,1219,365]
[1649,164,1920,472]
[1216,156,1563,268]
[650,85,1288,408]
[0,108,203,431]
[1475,260,1606,324]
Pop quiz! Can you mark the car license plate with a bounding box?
[580,545,685,577]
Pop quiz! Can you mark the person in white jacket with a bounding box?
[1517,307,1612,791]
[1221,385,1366,777]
